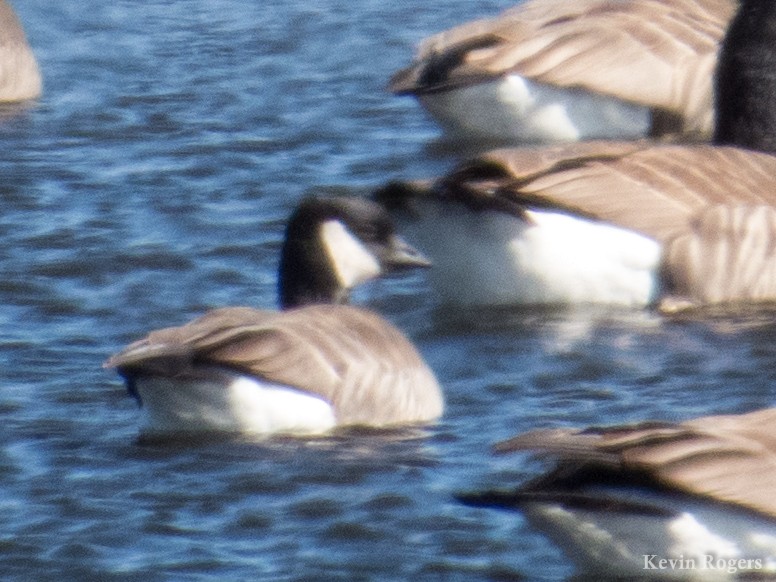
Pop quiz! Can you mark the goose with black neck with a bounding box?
[105,197,443,438]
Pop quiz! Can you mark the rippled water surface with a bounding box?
[4,1,776,580]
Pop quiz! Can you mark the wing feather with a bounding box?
[105,305,443,425]
[390,0,736,136]
[495,408,776,518]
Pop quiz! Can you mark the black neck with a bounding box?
[714,0,776,152]
[277,232,347,310]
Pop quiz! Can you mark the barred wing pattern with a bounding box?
[390,0,737,138]
[105,305,443,426]
[495,407,776,519]
[391,143,776,307]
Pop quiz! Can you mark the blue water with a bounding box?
[4,0,776,579]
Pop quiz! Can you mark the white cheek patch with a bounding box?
[320,220,381,289]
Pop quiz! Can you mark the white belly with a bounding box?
[396,204,661,307]
[419,74,651,142]
[522,489,776,580]
[133,368,336,437]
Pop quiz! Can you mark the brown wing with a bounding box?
[495,407,776,519]
[446,144,776,242]
[105,305,443,426]
[414,143,776,305]
[661,205,776,308]
[378,142,776,306]
[0,0,42,102]
[390,0,736,137]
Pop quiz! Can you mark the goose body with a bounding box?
[0,1,42,102]
[377,144,776,309]
[390,0,736,143]
[459,408,776,579]
[411,73,653,143]
[378,0,776,310]
[384,194,662,307]
[105,197,443,437]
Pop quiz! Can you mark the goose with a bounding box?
[389,0,736,143]
[0,0,42,102]
[104,197,443,437]
[376,0,776,311]
[458,407,776,579]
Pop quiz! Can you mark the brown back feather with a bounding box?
[105,305,443,426]
[390,0,736,137]
[471,145,776,305]
[470,145,776,241]
[381,142,776,306]
[495,407,776,518]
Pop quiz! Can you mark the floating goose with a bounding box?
[377,0,776,311]
[105,197,443,437]
[389,0,736,143]
[0,1,42,102]
[458,407,776,578]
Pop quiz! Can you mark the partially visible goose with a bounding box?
[104,197,443,437]
[458,408,776,578]
[377,0,776,311]
[389,0,736,143]
[0,1,42,102]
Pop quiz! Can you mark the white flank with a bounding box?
[522,493,776,580]
[398,204,661,307]
[320,219,381,290]
[134,371,336,436]
[419,74,650,142]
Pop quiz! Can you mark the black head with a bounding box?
[278,196,430,309]
[714,0,776,151]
